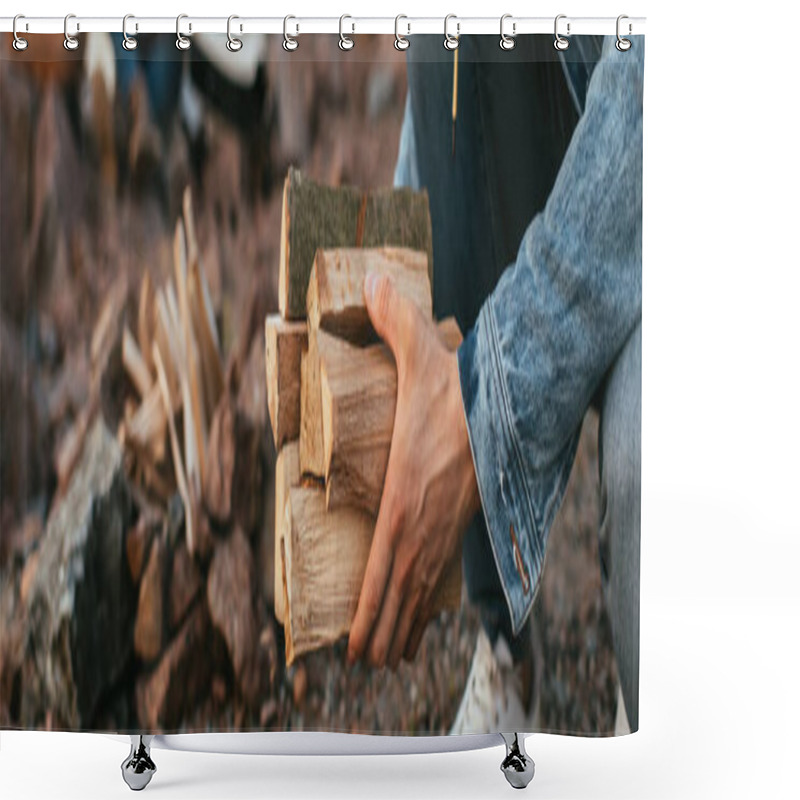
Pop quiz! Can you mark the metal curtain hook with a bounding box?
[283,15,298,51]
[227,15,243,52]
[12,14,29,51]
[500,14,516,51]
[394,14,410,51]
[444,14,459,51]
[339,14,354,50]
[176,14,191,50]
[122,14,138,51]
[616,14,632,51]
[554,14,570,51]
[64,13,79,51]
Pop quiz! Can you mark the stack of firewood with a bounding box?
[266,169,462,665]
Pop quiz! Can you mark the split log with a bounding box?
[279,169,361,320]
[307,247,431,344]
[154,345,195,555]
[279,168,433,319]
[264,315,307,449]
[122,325,153,398]
[134,533,165,663]
[283,486,461,665]
[360,187,434,279]
[298,331,326,478]
[283,487,372,665]
[203,393,236,524]
[207,527,261,703]
[138,270,155,374]
[318,317,462,516]
[135,602,211,731]
[124,383,167,464]
[273,441,300,625]
[174,220,207,489]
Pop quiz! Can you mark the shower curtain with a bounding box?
[0,28,643,738]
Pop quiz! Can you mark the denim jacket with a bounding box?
[396,36,644,637]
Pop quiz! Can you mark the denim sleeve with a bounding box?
[458,37,644,635]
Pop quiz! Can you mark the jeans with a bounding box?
[394,35,642,730]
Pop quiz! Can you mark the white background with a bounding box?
[2,0,799,797]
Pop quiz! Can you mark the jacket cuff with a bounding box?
[457,301,544,636]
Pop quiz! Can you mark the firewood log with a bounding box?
[307,247,432,344]
[299,329,328,479]
[278,168,433,320]
[122,325,153,398]
[283,486,461,665]
[273,441,300,625]
[264,315,307,449]
[317,318,462,516]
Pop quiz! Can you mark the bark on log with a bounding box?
[264,315,307,449]
[273,441,300,626]
[20,420,135,728]
[284,486,461,665]
[307,247,432,344]
[278,168,433,320]
[319,318,463,516]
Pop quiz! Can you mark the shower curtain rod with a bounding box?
[0,15,646,37]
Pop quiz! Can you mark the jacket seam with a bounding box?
[485,301,544,631]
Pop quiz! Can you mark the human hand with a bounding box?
[347,272,480,669]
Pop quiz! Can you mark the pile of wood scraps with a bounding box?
[118,189,225,557]
[266,170,463,665]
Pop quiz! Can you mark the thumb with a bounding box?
[364,272,414,359]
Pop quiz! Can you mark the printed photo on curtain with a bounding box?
[0,29,643,739]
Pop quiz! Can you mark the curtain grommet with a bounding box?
[553,14,570,51]
[121,14,138,51]
[499,14,516,51]
[339,14,354,51]
[12,14,29,51]
[283,15,298,51]
[63,13,80,51]
[616,15,632,51]
[444,14,459,51]
[394,14,410,51]
[176,14,192,51]
[226,15,243,52]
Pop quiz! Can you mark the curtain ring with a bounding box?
[283,15,298,51]
[499,14,516,51]
[394,14,410,51]
[12,15,29,51]
[339,14,354,51]
[176,14,191,50]
[553,14,570,51]
[64,13,79,51]
[226,15,243,52]
[443,14,459,51]
[122,14,138,51]
[616,14,632,51]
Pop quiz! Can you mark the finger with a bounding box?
[404,613,428,663]
[387,589,421,670]
[347,518,394,664]
[363,272,416,365]
[366,575,403,668]
[348,548,393,664]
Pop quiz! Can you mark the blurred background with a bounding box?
[0,33,618,736]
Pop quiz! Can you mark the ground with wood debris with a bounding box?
[1,35,617,735]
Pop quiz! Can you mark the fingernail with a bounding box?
[364,271,377,304]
